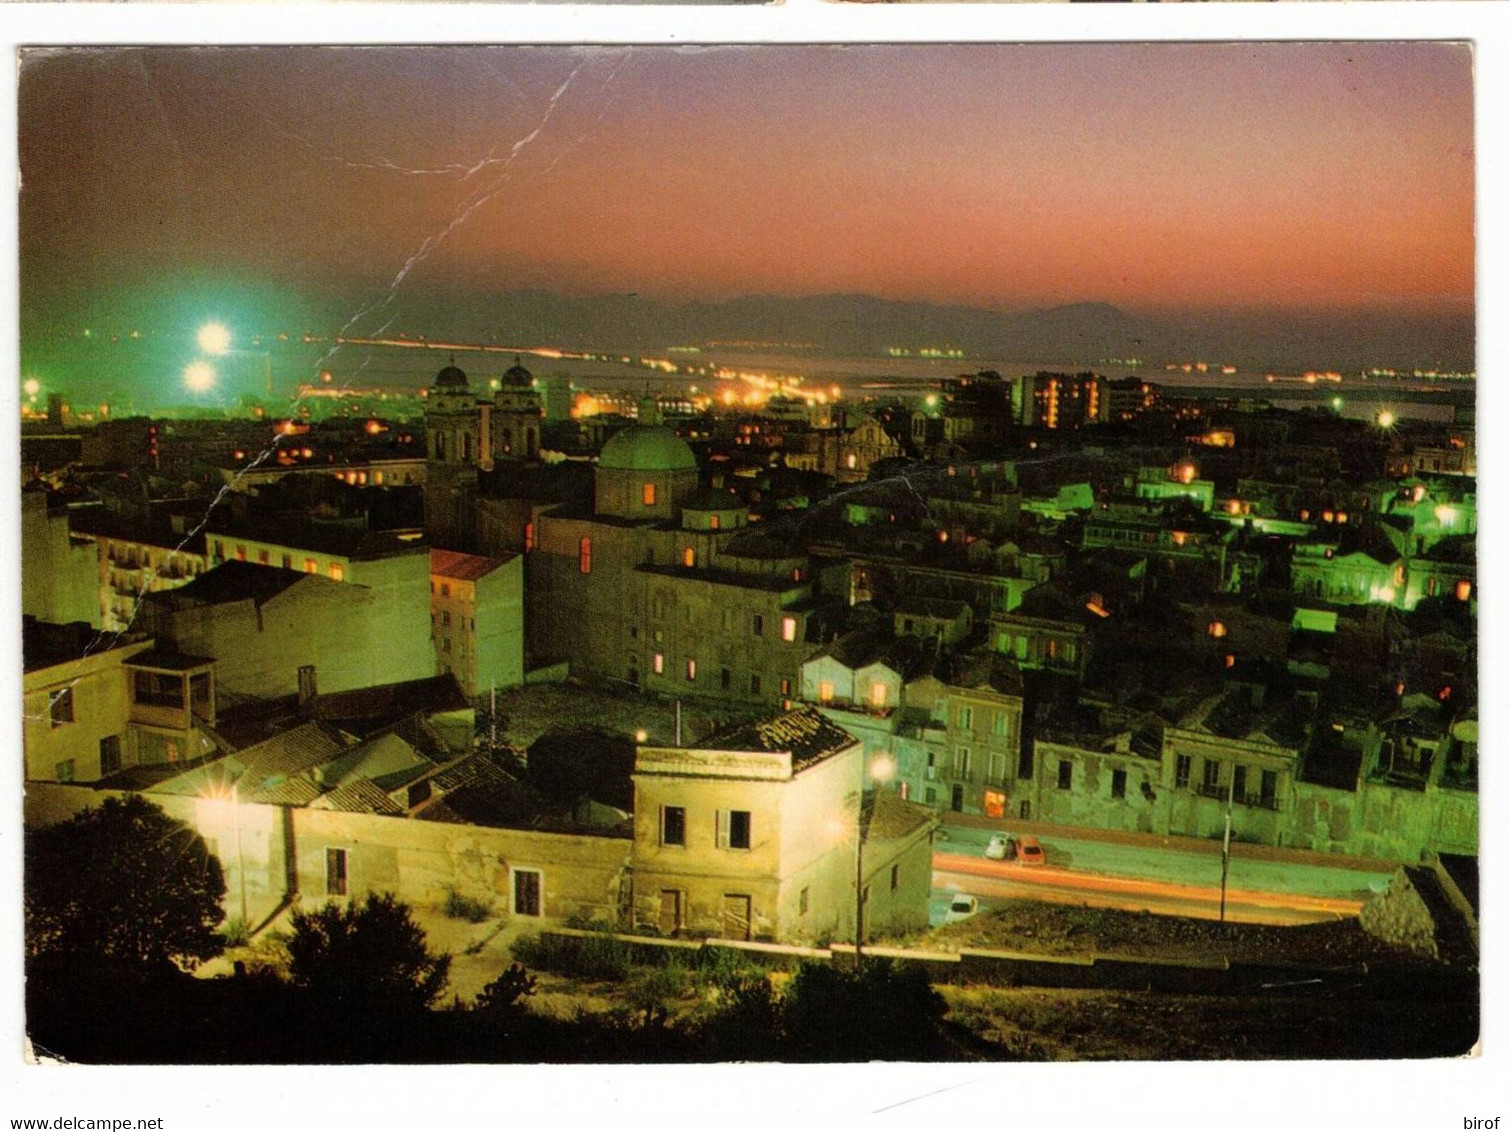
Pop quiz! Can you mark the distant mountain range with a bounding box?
[23,280,1475,375]
[386,289,1474,373]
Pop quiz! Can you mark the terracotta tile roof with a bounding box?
[430,548,514,581]
[310,778,406,816]
[862,789,939,844]
[706,706,857,771]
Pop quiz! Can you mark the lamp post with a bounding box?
[854,752,895,968]
[1219,778,1233,928]
[203,775,249,931]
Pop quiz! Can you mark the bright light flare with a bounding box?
[869,754,896,783]
[22,378,40,397]
[198,322,233,356]
[1376,410,1396,429]
[184,361,216,392]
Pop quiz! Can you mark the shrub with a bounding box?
[287,893,451,1014]
[444,889,494,923]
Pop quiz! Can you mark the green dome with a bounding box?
[598,425,696,472]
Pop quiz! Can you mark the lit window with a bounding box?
[780,678,791,697]
[235,545,248,562]
[524,522,535,552]
[329,563,344,582]
[304,559,318,574]
[1456,580,1472,601]
[781,616,797,642]
[258,550,270,565]
[709,514,720,530]
[683,547,695,568]
[653,653,664,675]
[281,554,292,569]
[818,681,835,702]
[870,682,888,708]
[643,482,657,507]
[579,537,592,574]
[1208,621,1227,639]
[686,659,697,682]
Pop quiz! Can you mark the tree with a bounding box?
[780,959,949,1061]
[25,794,227,969]
[525,727,635,811]
[287,893,450,1014]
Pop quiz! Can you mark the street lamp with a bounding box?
[202,777,249,931]
[854,752,895,967]
[184,360,217,393]
[198,321,233,356]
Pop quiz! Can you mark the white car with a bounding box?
[944,894,979,923]
[985,834,1012,860]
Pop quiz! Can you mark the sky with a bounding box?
[19,43,1475,325]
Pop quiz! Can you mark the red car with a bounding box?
[1015,836,1046,866]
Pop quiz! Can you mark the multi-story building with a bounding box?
[1022,372,1109,430]
[22,618,217,783]
[20,490,99,628]
[430,548,525,697]
[628,707,935,943]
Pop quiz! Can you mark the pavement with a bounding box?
[930,822,1395,928]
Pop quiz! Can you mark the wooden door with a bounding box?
[658,890,682,936]
[722,894,752,941]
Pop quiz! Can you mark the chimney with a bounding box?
[297,665,318,715]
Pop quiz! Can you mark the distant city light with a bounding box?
[184,361,216,392]
[22,378,40,397]
[198,322,233,356]
[1376,410,1396,429]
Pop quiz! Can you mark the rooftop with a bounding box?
[704,706,858,771]
[430,547,515,581]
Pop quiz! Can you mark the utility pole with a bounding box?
[1219,779,1233,926]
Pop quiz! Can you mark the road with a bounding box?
[930,824,1392,927]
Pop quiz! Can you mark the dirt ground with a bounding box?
[930,899,1433,967]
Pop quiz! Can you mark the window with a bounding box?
[890,863,900,892]
[749,674,762,695]
[682,546,695,568]
[653,652,664,675]
[49,686,74,728]
[989,753,1006,781]
[214,540,225,560]
[752,615,764,637]
[719,810,752,850]
[304,558,318,574]
[642,482,657,506]
[818,681,835,702]
[329,563,345,582]
[799,887,809,915]
[661,806,686,847]
[958,706,973,730]
[1260,769,1278,807]
[1111,769,1127,799]
[926,786,937,805]
[1203,759,1222,791]
[780,678,791,697]
[1017,746,1034,781]
[1019,799,1032,820]
[524,522,535,552]
[870,682,888,708]
[1232,765,1248,802]
[235,545,247,562]
[441,638,451,653]
[950,784,964,812]
[686,659,697,682]
[781,616,797,642]
[984,789,1005,818]
[992,710,1009,737]
[442,611,451,627]
[1057,759,1072,790]
[957,747,973,777]
[55,759,75,783]
[281,553,292,570]
[710,514,721,530]
[1176,754,1192,789]
[258,550,270,565]
[99,735,121,777]
[1456,580,1472,602]
[579,537,592,574]
[440,582,451,598]
[326,848,348,896]
[720,667,732,690]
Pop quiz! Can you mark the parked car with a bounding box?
[944,894,980,923]
[985,833,1013,860]
[1015,835,1046,866]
